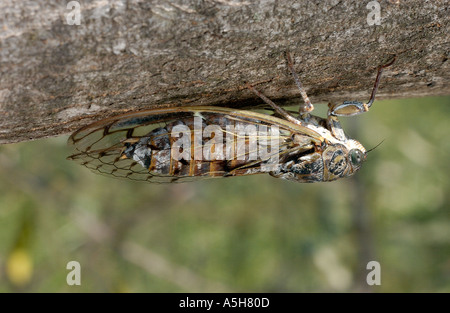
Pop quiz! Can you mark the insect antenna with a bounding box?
[366,139,385,154]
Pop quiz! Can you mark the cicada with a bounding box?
[68,53,395,183]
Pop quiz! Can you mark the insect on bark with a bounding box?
[68,52,395,183]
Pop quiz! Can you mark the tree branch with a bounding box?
[1,0,448,143]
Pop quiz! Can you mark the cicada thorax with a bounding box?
[322,144,352,181]
[268,132,322,183]
[121,113,290,180]
[270,142,354,183]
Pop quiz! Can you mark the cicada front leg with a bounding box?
[327,56,396,140]
[328,56,396,117]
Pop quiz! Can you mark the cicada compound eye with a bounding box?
[349,149,365,168]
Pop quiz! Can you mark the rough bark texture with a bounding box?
[0,0,448,144]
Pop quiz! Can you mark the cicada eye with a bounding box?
[350,149,364,167]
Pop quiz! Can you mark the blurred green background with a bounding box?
[0,96,449,292]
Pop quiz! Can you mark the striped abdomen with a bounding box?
[122,114,283,179]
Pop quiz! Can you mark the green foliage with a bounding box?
[0,96,449,292]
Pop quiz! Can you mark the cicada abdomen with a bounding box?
[118,113,287,181]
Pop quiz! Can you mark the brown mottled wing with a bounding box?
[68,106,323,183]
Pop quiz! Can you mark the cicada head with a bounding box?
[322,140,366,181]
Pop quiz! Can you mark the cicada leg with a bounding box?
[247,51,315,126]
[247,83,304,127]
[326,56,396,141]
[285,51,314,115]
[328,55,396,117]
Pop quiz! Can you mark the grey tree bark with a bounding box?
[0,0,448,144]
